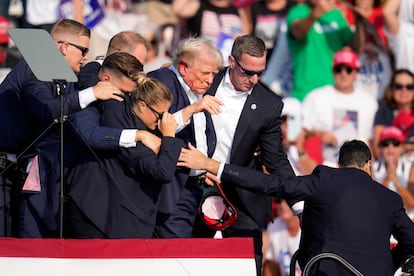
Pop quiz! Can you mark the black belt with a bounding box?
[187,173,206,186]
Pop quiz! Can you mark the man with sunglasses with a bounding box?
[299,49,378,168]
[192,34,295,276]
[0,19,123,238]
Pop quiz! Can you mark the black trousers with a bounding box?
[223,210,263,276]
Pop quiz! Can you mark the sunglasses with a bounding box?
[139,98,163,120]
[393,83,414,91]
[380,140,401,148]
[333,66,354,74]
[58,40,89,57]
[234,59,264,77]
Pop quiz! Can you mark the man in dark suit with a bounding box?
[193,34,295,275]
[69,31,150,151]
[179,140,414,275]
[147,37,224,238]
[0,19,122,238]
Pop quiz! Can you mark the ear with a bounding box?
[58,42,67,56]
[99,73,111,82]
[363,160,373,178]
[137,100,146,112]
[228,55,235,69]
[177,61,188,76]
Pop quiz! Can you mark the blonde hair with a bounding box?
[51,19,90,39]
[131,74,173,107]
[172,37,223,68]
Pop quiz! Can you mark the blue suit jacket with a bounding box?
[223,164,414,275]
[0,60,80,154]
[0,60,83,236]
[68,61,121,150]
[207,68,295,228]
[68,97,183,238]
[147,67,217,213]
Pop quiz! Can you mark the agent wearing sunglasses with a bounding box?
[299,49,378,168]
[0,19,128,238]
[372,126,414,220]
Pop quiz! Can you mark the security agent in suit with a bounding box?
[195,35,295,275]
[179,140,414,275]
[70,31,150,151]
[66,73,183,238]
[147,37,224,238]
[0,19,122,238]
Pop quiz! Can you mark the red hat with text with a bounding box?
[333,49,360,69]
[379,126,405,143]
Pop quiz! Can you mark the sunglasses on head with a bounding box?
[380,139,401,148]
[234,59,264,77]
[58,40,89,57]
[393,83,414,91]
[333,65,354,74]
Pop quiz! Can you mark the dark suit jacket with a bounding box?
[223,164,414,275]
[147,67,217,214]
[207,69,295,228]
[0,60,80,154]
[0,60,83,236]
[68,61,122,151]
[68,97,183,238]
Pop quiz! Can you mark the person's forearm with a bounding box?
[204,158,221,175]
[290,14,318,40]
[382,0,401,35]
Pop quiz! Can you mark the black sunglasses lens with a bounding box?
[381,140,401,147]
[394,83,414,90]
[245,70,263,77]
[334,66,353,74]
[394,84,403,90]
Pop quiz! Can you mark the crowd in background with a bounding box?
[1,0,414,275]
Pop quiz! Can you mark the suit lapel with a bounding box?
[230,89,258,160]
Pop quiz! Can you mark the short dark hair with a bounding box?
[338,140,372,168]
[101,52,143,82]
[231,35,266,61]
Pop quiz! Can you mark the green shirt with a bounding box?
[287,4,354,101]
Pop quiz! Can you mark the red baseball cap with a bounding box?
[380,126,405,143]
[333,49,360,69]
[198,183,237,231]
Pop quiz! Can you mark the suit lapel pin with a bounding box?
[251,103,257,110]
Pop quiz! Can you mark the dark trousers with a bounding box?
[64,196,106,239]
[223,210,263,276]
[154,181,203,238]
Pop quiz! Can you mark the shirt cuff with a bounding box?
[78,87,96,109]
[79,87,96,109]
[119,129,138,148]
[217,162,225,179]
[174,110,191,132]
[291,201,304,216]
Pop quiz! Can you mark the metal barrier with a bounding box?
[289,251,363,276]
